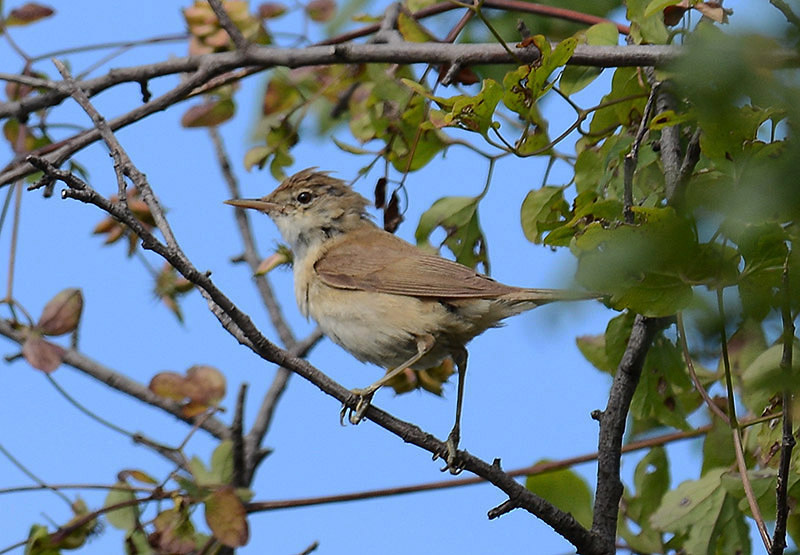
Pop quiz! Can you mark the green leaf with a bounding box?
[525,463,593,528]
[620,447,668,553]
[331,137,375,155]
[104,482,139,531]
[719,467,795,518]
[444,79,502,137]
[573,206,697,316]
[649,109,693,131]
[189,455,218,487]
[559,23,618,95]
[396,11,434,42]
[243,145,271,171]
[25,524,59,555]
[387,95,445,172]
[124,530,153,555]
[210,440,235,484]
[650,468,751,555]
[605,312,635,371]
[627,0,670,44]
[204,486,249,547]
[729,222,788,321]
[701,418,736,475]
[643,0,681,18]
[630,333,695,431]
[520,186,569,244]
[576,334,610,373]
[587,67,648,140]
[415,196,488,270]
[741,340,800,414]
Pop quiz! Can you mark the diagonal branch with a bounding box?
[206,127,323,481]
[31,155,603,554]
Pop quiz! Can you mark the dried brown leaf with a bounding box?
[6,3,54,26]
[305,0,335,22]
[38,288,83,336]
[258,2,287,18]
[383,190,403,233]
[22,333,65,373]
[149,372,188,401]
[185,365,226,404]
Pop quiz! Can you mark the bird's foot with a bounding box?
[433,428,465,475]
[339,388,375,426]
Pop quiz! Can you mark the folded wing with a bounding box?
[314,226,519,299]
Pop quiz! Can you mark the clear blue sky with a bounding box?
[0,1,782,553]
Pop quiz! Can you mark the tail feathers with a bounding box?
[506,288,604,307]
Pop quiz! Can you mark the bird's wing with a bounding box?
[314,227,518,299]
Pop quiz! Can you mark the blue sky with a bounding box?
[0,1,786,553]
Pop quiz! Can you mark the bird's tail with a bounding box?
[505,288,604,307]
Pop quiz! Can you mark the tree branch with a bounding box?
[208,0,250,51]
[0,43,684,125]
[590,314,669,552]
[770,251,796,555]
[207,127,326,481]
[32,157,601,554]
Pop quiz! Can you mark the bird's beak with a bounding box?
[224,198,279,212]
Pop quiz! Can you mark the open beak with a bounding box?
[224,198,278,212]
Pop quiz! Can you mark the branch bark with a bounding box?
[590,314,669,553]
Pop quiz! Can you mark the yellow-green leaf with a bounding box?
[205,486,249,547]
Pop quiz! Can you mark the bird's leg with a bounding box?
[340,334,435,426]
[441,348,467,475]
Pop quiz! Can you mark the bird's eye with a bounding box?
[296,191,312,204]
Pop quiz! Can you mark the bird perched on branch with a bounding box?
[226,168,599,473]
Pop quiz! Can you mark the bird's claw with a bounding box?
[432,429,464,475]
[339,388,374,426]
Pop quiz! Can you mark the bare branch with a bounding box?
[34,158,600,554]
[207,0,250,51]
[623,81,659,223]
[0,43,685,124]
[232,383,248,488]
[52,59,181,251]
[771,250,796,555]
[591,314,670,551]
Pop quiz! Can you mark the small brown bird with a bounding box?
[227,169,597,472]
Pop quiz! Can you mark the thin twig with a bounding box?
[208,0,250,50]
[622,81,659,223]
[676,313,729,424]
[248,423,711,512]
[30,33,189,63]
[771,250,796,555]
[0,442,72,506]
[717,289,772,552]
[770,0,800,28]
[51,59,180,252]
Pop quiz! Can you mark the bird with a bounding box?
[226,168,599,473]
